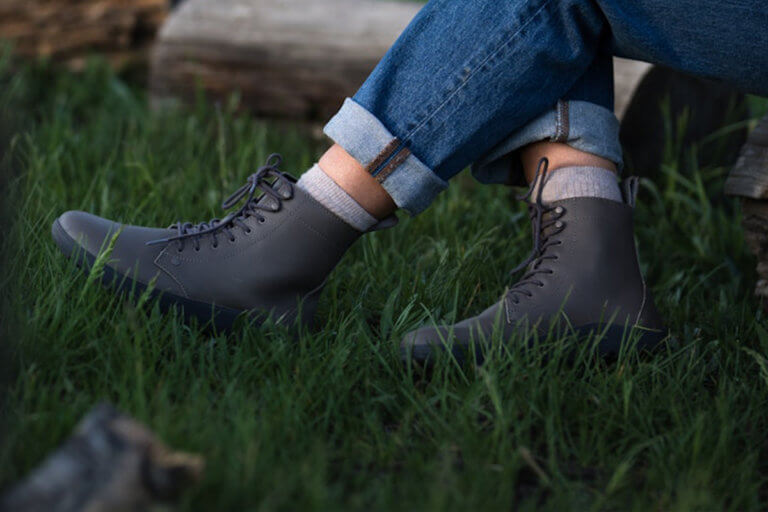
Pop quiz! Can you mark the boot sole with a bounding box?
[52,218,266,331]
[402,323,669,367]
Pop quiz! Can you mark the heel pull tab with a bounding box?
[622,176,640,208]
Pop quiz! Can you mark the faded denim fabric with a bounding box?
[324,0,768,215]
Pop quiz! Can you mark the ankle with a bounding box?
[297,165,378,232]
[521,141,617,183]
[318,144,397,219]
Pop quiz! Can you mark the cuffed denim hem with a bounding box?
[323,98,448,216]
[471,100,623,185]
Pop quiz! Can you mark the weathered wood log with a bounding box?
[613,58,652,120]
[150,0,655,121]
[725,114,768,199]
[149,0,422,119]
[724,114,768,304]
[0,403,204,512]
[0,0,168,70]
[738,198,768,302]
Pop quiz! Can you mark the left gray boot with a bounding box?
[51,154,383,331]
[401,177,667,365]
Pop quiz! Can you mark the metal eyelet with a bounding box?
[555,221,563,229]
[555,206,564,215]
[258,218,266,224]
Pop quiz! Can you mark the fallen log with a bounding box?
[725,114,768,199]
[725,114,768,304]
[0,403,203,512]
[149,0,656,121]
[149,0,422,119]
[0,0,168,70]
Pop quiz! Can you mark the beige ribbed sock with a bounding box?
[297,164,378,232]
[538,166,622,204]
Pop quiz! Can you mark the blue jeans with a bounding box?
[323,0,768,215]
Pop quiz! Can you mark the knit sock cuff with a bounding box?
[538,166,622,204]
[297,164,378,232]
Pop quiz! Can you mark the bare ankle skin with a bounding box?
[520,141,617,183]
[318,144,397,219]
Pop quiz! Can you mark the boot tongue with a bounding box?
[253,176,292,211]
[526,172,563,207]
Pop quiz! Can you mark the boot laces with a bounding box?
[146,153,294,251]
[506,158,566,305]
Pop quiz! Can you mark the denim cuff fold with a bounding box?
[471,100,623,185]
[323,98,448,215]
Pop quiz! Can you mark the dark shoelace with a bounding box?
[506,157,566,305]
[146,153,294,251]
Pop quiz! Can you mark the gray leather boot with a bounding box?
[52,154,378,330]
[401,174,667,364]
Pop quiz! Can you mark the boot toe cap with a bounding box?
[53,210,119,257]
[52,211,173,282]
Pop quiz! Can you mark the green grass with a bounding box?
[2,56,768,511]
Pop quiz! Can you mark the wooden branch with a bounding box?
[0,403,203,512]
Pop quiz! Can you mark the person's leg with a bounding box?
[323,0,612,215]
[601,0,768,98]
[317,144,396,219]
[521,142,616,182]
[53,0,620,330]
[400,50,667,363]
[400,0,768,363]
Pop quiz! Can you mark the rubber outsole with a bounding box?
[401,322,669,367]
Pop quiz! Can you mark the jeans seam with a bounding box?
[375,147,412,183]
[365,138,401,175]
[396,0,553,152]
[553,100,570,143]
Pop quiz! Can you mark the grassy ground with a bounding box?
[2,56,768,511]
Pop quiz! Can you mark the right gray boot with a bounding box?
[51,154,387,330]
[401,177,668,365]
